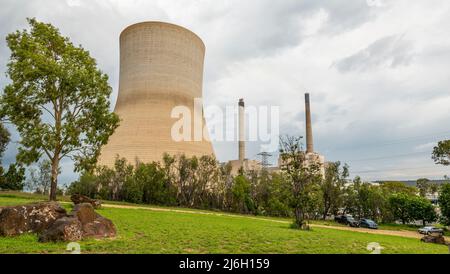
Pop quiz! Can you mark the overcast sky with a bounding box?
[0,0,449,185]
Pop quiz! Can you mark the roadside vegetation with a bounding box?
[62,154,449,230]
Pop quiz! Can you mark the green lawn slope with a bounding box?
[0,192,447,254]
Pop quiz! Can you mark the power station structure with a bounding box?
[302,93,326,176]
[276,93,326,176]
[305,93,314,154]
[227,94,325,176]
[228,98,263,175]
[98,22,215,167]
[98,21,324,174]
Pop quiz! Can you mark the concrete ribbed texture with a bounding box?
[98,22,215,167]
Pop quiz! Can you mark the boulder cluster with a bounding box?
[71,194,102,209]
[421,234,448,245]
[0,199,115,242]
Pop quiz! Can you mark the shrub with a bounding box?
[0,163,25,191]
[121,177,143,204]
[409,196,437,226]
[138,162,176,205]
[439,183,450,226]
[389,193,413,224]
[67,172,98,198]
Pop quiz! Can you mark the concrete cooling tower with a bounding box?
[98,22,215,167]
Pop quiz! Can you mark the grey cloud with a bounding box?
[202,0,379,81]
[334,34,415,72]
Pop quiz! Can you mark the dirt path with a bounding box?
[102,203,449,242]
[311,224,427,239]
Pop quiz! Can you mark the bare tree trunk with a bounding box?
[49,157,59,201]
[323,203,329,220]
[295,207,308,229]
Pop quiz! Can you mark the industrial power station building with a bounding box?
[98,22,215,166]
[99,21,325,175]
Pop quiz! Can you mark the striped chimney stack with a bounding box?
[305,93,314,154]
[238,98,245,162]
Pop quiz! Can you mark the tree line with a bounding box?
[65,149,450,229]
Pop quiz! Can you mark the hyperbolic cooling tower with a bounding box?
[98,22,215,167]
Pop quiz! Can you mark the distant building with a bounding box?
[228,159,262,176]
[274,93,326,176]
[233,93,326,176]
[227,99,263,176]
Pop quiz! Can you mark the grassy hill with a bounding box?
[0,193,448,254]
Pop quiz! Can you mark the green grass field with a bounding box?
[0,192,448,254]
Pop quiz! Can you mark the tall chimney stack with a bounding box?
[238,98,245,162]
[305,93,314,154]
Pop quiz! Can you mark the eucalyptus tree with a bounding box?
[432,140,450,166]
[0,18,119,200]
[279,135,322,229]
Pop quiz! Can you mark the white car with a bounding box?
[418,226,444,235]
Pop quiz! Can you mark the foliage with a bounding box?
[389,193,437,225]
[0,163,25,191]
[320,161,348,219]
[63,148,445,227]
[432,140,450,166]
[389,193,413,224]
[231,175,254,213]
[67,172,98,198]
[25,160,52,194]
[137,162,176,205]
[408,196,437,226]
[380,181,417,196]
[279,135,322,229]
[265,173,292,217]
[343,177,392,223]
[99,156,134,201]
[438,183,450,226]
[0,123,10,163]
[0,18,119,200]
[416,178,432,197]
[0,193,448,254]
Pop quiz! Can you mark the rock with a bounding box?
[0,201,115,242]
[82,216,116,238]
[421,234,447,245]
[0,202,67,236]
[70,203,116,239]
[71,194,102,209]
[38,204,116,242]
[71,203,99,224]
[38,217,83,242]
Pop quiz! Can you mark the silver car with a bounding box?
[418,226,444,235]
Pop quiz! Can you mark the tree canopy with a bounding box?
[0,18,119,200]
[279,135,322,229]
[432,140,450,166]
[0,123,10,163]
[439,183,450,225]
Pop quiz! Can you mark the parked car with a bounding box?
[334,215,359,227]
[418,226,444,235]
[358,219,378,229]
